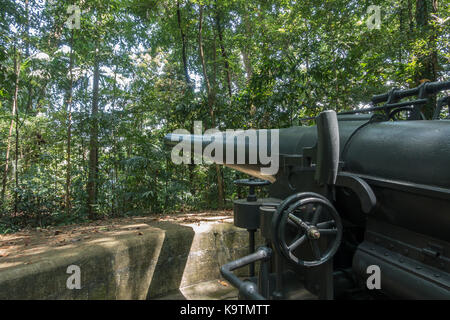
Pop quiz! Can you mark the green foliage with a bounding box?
[0,0,448,233]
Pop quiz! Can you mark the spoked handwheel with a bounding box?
[272,192,343,267]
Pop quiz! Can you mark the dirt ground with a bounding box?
[0,210,233,264]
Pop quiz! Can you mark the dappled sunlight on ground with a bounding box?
[0,210,233,269]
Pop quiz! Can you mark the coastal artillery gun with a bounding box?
[164,81,450,300]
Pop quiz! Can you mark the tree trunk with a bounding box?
[215,11,232,97]
[241,49,253,82]
[14,77,19,215]
[408,0,414,33]
[87,43,100,219]
[415,0,439,119]
[177,0,191,85]
[241,5,253,81]
[1,46,20,206]
[25,0,33,114]
[176,1,196,194]
[111,63,118,216]
[198,5,224,208]
[65,30,74,215]
[240,7,256,118]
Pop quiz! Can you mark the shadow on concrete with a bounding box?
[144,222,195,299]
[0,220,196,300]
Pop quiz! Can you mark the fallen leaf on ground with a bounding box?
[218,280,229,287]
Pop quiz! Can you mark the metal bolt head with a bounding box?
[308,228,321,239]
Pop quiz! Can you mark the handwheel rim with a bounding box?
[272,193,343,267]
[271,192,329,246]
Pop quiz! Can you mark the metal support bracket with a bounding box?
[335,172,377,214]
[220,246,272,300]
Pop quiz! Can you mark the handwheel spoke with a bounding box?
[286,202,300,214]
[304,204,314,221]
[318,228,338,236]
[309,240,321,259]
[275,193,342,267]
[311,205,322,225]
[288,235,306,251]
[316,220,335,228]
[287,218,297,228]
[288,213,308,231]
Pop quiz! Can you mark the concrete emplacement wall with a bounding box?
[0,219,261,300]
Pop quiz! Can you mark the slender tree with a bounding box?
[198,5,224,207]
[214,7,232,97]
[415,0,439,118]
[87,41,101,219]
[1,45,20,205]
[177,0,191,85]
[65,29,75,215]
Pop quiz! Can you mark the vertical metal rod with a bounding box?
[258,256,270,298]
[248,229,256,277]
[318,260,334,300]
[273,252,284,299]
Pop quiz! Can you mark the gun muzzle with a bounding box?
[164,130,282,181]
